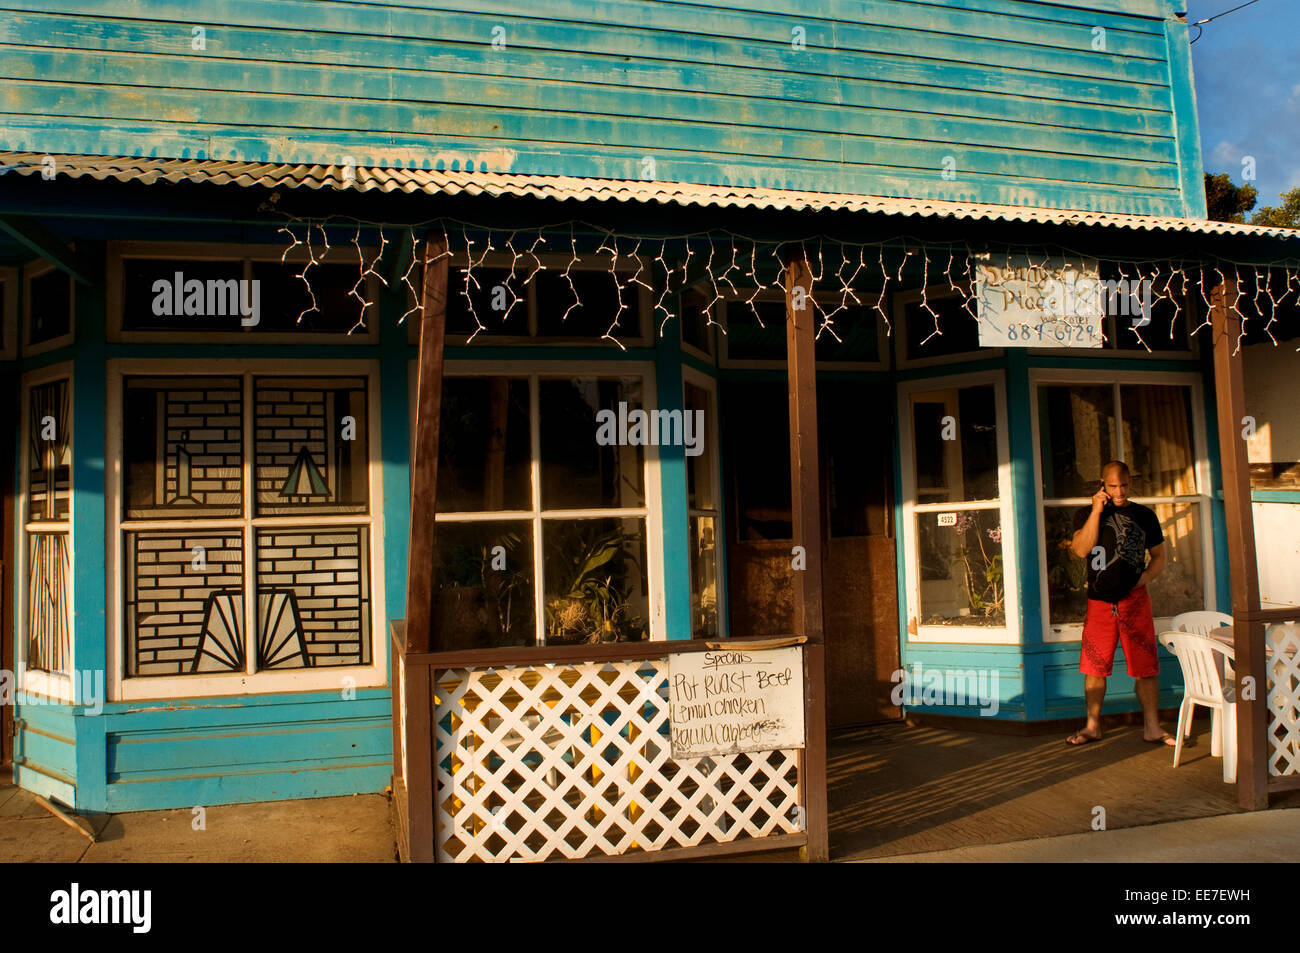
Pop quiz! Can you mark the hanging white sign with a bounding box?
[668,645,804,759]
[974,254,1105,348]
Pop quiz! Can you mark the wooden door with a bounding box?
[722,379,901,727]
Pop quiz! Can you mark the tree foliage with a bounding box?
[1250,186,1300,229]
[1204,172,1300,229]
[1204,172,1257,223]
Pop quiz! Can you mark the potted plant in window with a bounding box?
[953,514,1005,623]
[544,524,646,644]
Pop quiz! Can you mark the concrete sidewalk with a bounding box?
[0,769,396,863]
[4,754,1296,863]
[857,808,1300,862]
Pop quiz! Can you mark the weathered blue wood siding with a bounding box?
[100,690,393,810]
[0,0,1202,215]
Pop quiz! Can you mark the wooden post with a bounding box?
[785,249,830,861]
[402,237,449,861]
[1209,274,1269,810]
[405,238,449,653]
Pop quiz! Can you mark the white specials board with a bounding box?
[974,254,1104,348]
[668,645,804,759]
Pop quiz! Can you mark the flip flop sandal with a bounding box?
[1066,731,1101,746]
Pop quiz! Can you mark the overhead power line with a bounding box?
[1190,0,1264,43]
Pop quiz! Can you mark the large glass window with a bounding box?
[433,373,653,648]
[1039,379,1207,627]
[119,371,376,679]
[904,380,1009,631]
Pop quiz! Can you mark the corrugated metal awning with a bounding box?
[3,152,1297,242]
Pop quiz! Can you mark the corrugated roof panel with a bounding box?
[2,153,1296,242]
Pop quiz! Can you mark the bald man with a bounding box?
[1066,460,1176,746]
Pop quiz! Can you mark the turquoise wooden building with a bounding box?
[2,0,1298,818]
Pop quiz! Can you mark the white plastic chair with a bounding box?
[1170,611,1234,750]
[1158,630,1237,783]
[1170,611,1233,638]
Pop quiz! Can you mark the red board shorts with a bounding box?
[1080,586,1159,679]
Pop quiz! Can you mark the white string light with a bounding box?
[398,227,422,325]
[266,210,1297,353]
[559,226,581,326]
[278,225,302,262]
[874,244,893,333]
[460,224,493,343]
[294,221,323,324]
[654,238,676,335]
[917,248,943,348]
[743,239,769,326]
[598,230,629,350]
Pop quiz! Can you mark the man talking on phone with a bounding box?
[1066,460,1176,746]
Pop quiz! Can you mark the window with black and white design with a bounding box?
[115,368,378,691]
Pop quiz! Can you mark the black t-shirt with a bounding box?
[1072,501,1164,603]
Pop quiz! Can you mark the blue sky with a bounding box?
[1185,0,1300,211]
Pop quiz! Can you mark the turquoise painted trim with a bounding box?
[96,687,391,727]
[1251,490,1300,503]
[12,765,77,808]
[894,645,1026,720]
[1004,352,1044,676]
[13,699,78,782]
[94,689,393,811]
[1200,370,1232,613]
[1028,640,1185,718]
[104,763,392,812]
[71,271,108,810]
[379,289,411,656]
[1163,15,1207,218]
[107,721,391,779]
[655,332,693,640]
[896,639,1184,722]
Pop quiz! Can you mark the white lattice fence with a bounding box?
[431,657,804,862]
[1266,623,1300,778]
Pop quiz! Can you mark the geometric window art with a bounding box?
[27,379,71,523]
[123,377,243,519]
[27,533,71,674]
[254,377,368,516]
[255,527,371,667]
[25,377,72,674]
[125,530,244,677]
[119,370,375,681]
